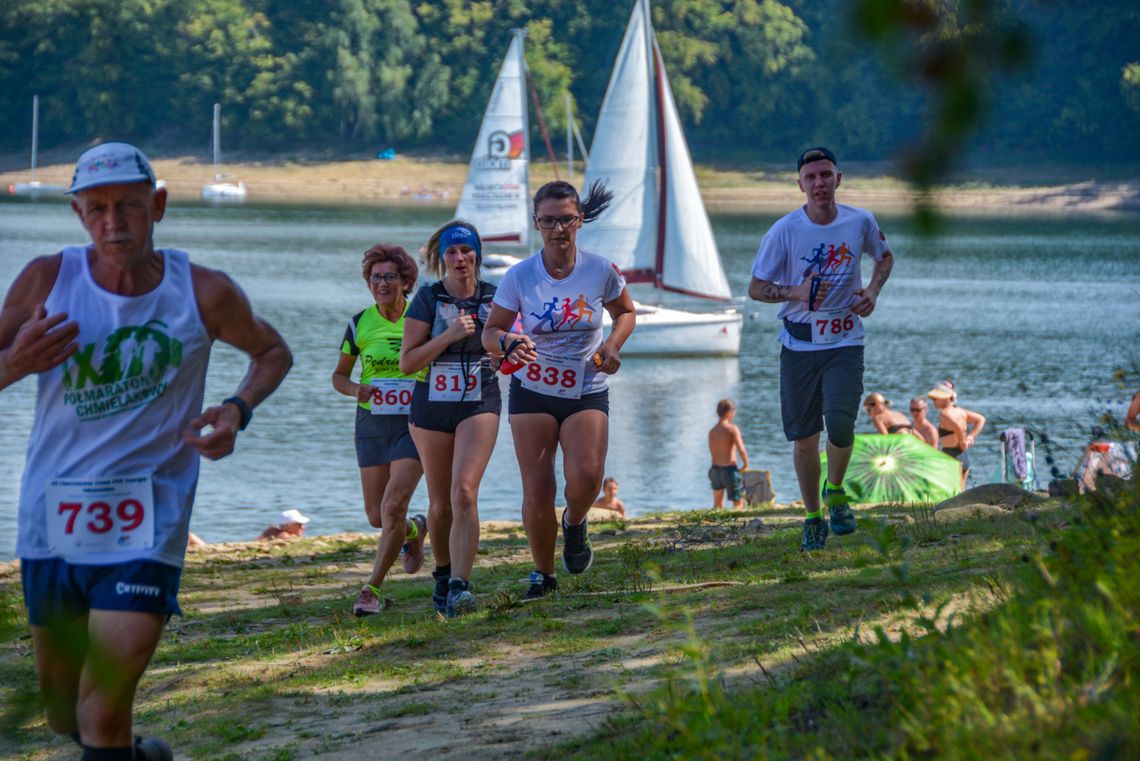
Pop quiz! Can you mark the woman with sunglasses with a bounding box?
[907,397,940,447]
[401,221,501,617]
[482,180,636,601]
[332,244,428,617]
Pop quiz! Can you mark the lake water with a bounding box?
[1,198,1137,558]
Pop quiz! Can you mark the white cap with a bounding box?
[275,508,311,527]
[68,142,156,194]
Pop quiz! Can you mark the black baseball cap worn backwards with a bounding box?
[797,146,838,171]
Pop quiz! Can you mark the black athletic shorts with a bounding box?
[508,378,609,424]
[408,379,501,434]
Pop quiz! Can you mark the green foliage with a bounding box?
[585,482,1140,760]
[0,0,1134,166]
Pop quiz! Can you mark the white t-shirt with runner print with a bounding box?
[493,248,626,396]
[751,204,890,352]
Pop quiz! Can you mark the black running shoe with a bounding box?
[561,514,593,575]
[523,570,558,600]
[431,566,450,614]
[135,736,173,761]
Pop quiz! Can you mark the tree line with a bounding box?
[1,0,1137,168]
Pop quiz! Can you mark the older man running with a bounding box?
[0,143,292,760]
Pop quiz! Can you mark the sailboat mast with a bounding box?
[515,29,532,250]
[30,94,39,179]
[648,2,668,291]
[212,102,221,172]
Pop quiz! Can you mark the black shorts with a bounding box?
[779,345,864,441]
[355,406,419,467]
[508,378,609,424]
[408,380,501,434]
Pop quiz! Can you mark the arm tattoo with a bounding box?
[760,283,790,302]
[872,252,894,291]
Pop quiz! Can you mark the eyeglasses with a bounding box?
[369,272,401,284]
[910,407,923,412]
[535,214,579,230]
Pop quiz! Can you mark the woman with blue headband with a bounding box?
[401,220,500,617]
[482,181,636,601]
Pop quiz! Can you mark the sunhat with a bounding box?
[275,508,311,527]
[927,381,956,400]
[68,142,156,194]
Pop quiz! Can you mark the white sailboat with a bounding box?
[7,95,66,197]
[455,28,532,259]
[201,103,247,200]
[578,0,742,357]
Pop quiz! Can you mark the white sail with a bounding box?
[455,30,532,244]
[656,43,733,301]
[575,0,657,274]
[578,0,732,302]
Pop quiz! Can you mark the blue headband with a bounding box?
[439,225,481,263]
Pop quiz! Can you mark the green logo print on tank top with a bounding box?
[60,320,184,422]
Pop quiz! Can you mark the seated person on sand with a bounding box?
[591,476,626,517]
[708,398,750,509]
[1074,426,1134,493]
[863,392,914,435]
[1127,390,1140,433]
[187,531,207,548]
[257,508,311,541]
[907,397,940,447]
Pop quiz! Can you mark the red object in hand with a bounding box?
[500,357,525,375]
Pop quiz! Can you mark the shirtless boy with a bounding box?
[708,399,750,508]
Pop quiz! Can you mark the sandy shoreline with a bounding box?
[4,155,1139,213]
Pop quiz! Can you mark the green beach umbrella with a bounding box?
[821,434,962,504]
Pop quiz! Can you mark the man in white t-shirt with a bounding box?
[748,147,894,551]
[0,143,292,760]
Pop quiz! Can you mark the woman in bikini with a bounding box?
[928,380,986,489]
[862,392,914,435]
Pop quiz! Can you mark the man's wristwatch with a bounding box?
[223,396,253,431]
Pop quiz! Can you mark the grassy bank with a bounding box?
[3,485,1134,760]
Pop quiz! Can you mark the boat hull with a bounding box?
[201,182,247,200]
[7,181,66,197]
[607,304,742,357]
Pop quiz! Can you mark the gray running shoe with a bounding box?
[801,517,829,551]
[523,570,558,600]
[823,484,857,535]
[446,579,476,618]
[561,515,593,575]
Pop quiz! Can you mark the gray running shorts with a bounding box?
[779,345,864,443]
[355,406,420,467]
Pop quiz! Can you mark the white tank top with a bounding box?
[17,246,211,567]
